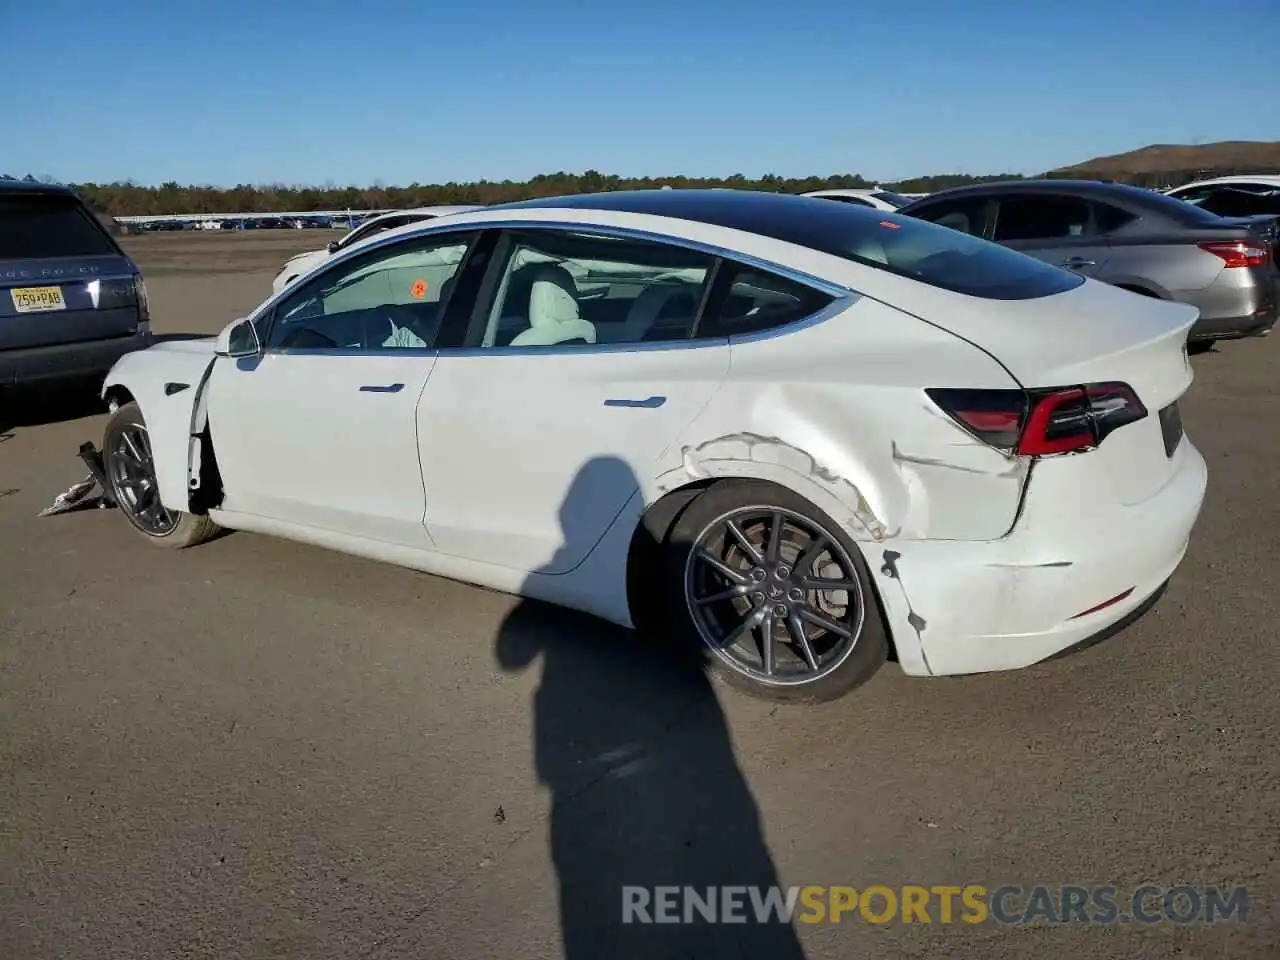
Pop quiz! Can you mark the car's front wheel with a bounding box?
[103,401,219,548]
[664,480,888,703]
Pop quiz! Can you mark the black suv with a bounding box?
[0,181,152,390]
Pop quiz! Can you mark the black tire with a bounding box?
[663,479,888,703]
[1187,340,1216,355]
[103,401,219,548]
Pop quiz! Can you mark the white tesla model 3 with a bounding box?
[96,190,1207,702]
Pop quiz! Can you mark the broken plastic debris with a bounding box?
[37,475,103,517]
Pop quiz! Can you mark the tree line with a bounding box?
[3,166,1275,217]
[2,170,1022,217]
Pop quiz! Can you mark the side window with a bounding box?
[1169,185,1215,205]
[832,196,874,207]
[700,265,834,338]
[266,233,474,352]
[909,197,988,237]
[1094,202,1136,234]
[992,196,1092,242]
[346,215,404,247]
[472,231,715,349]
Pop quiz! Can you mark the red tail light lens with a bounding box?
[1198,240,1269,268]
[926,383,1148,457]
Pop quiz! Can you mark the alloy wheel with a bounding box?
[108,423,178,536]
[683,505,866,686]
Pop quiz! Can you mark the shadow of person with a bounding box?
[495,456,808,959]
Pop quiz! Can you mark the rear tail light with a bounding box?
[1198,240,1269,268]
[926,382,1148,457]
[134,276,150,324]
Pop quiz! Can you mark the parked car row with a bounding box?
[801,177,1279,347]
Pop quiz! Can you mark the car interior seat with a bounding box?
[508,265,597,347]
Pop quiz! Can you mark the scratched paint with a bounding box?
[678,432,891,540]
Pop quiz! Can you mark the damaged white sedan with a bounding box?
[92,190,1207,702]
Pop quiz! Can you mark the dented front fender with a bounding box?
[101,340,219,513]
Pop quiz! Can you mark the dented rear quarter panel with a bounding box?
[643,297,1032,679]
[101,340,218,513]
[651,296,1029,545]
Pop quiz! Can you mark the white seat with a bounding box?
[509,267,596,347]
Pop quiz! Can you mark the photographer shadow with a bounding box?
[494,456,807,959]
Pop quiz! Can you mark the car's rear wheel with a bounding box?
[664,480,887,702]
[103,401,219,548]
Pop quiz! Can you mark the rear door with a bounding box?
[0,190,143,351]
[416,226,730,574]
[990,194,1113,278]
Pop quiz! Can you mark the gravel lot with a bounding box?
[2,232,1277,959]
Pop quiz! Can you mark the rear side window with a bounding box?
[0,193,118,259]
[701,267,833,338]
[992,196,1092,241]
[1094,202,1137,233]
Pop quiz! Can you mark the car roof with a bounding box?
[373,205,482,220]
[801,188,883,197]
[489,188,913,241]
[0,179,77,197]
[902,178,1226,225]
[1169,175,1280,189]
[907,178,1157,201]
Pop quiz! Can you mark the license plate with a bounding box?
[10,286,67,313]
[1159,402,1183,458]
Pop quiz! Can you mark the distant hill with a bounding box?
[1047,141,1280,186]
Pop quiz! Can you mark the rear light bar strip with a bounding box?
[926,382,1149,457]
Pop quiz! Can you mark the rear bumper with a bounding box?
[887,437,1208,677]
[1189,310,1276,340]
[0,331,153,388]
[1186,273,1277,340]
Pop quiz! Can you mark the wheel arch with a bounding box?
[102,383,136,410]
[626,472,913,669]
[99,351,219,514]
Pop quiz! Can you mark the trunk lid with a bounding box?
[0,255,143,349]
[916,278,1198,505]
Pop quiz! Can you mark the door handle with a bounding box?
[359,383,404,393]
[1061,257,1096,269]
[604,396,667,408]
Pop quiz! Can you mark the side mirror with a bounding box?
[215,317,260,358]
[326,240,341,254]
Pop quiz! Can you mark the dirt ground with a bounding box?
[1,232,1278,959]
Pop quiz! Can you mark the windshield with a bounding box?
[871,191,912,209]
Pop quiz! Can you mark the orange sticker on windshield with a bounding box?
[410,279,427,299]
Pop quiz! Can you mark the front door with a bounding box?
[206,229,477,546]
[417,227,730,574]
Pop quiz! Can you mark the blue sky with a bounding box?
[2,0,1276,187]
